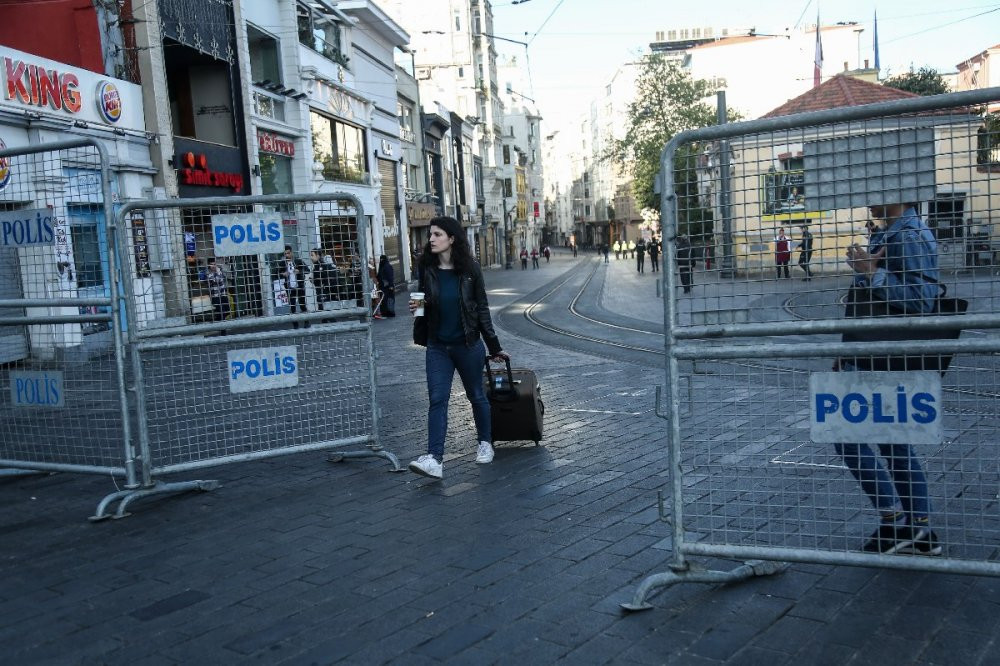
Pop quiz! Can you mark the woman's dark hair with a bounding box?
[420,216,474,274]
[378,254,389,266]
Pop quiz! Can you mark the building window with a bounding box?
[503,178,512,197]
[297,2,347,67]
[164,42,236,145]
[502,145,510,165]
[310,111,367,183]
[455,13,461,31]
[247,25,282,85]
[398,102,414,143]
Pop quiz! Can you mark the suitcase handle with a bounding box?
[484,357,517,396]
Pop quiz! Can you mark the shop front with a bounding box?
[0,45,150,361]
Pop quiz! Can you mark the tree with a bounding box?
[883,67,949,96]
[605,55,737,236]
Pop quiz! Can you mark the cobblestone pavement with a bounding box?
[2,249,1000,664]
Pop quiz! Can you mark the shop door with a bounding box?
[377,159,403,288]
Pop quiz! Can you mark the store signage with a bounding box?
[95,81,122,124]
[3,56,82,113]
[178,152,244,192]
[227,346,298,394]
[0,46,143,130]
[11,370,65,408]
[258,131,295,157]
[211,212,284,256]
[0,208,55,248]
[0,136,10,191]
[380,139,394,157]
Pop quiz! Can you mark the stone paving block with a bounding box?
[411,621,495,660]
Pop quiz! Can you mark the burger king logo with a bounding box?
[0,137,11,192]
[96,81,122,124]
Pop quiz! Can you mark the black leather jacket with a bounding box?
[419,262,502,355]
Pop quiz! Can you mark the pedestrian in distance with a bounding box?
[797,225,814,280]
[309,249,335,306]
[648,237,660,272]
[376,254,396,317]
[203,258,230,331]
[627,239,636,259]
[613,240,621,259]
[676,234,693,293]
[530,247,539,269]
[601,243,610,263]
[635,238,646,273]
[519,247,528,270]
[408,216,509,480]
[543,245,551,263]
[275,245,310,327]
[774,227,792,278]
[571,242,578,257]
[836,200,943,556]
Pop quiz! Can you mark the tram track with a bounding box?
[504,258,1000,400]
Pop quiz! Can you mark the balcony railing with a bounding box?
[399,126,415,143]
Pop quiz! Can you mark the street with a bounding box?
[2,249,1000,664]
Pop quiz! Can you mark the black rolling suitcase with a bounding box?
[483,358,544,445]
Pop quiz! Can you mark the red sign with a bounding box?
[4,57,81,113]
[533,201,540,218]
[178,152,244,192]
[258,131,295,157]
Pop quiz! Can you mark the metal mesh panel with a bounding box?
[664,90,1000,570]
[0,143,129,473]
[675,107,1000,323]
[125,199,370,333]
[679,356,1000,561]
[138,328,373,471]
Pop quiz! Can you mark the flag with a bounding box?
[813,13,823,87]
[873,10,881,72]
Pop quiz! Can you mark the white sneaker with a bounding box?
[476,441,495,464]
[408,454,443,479]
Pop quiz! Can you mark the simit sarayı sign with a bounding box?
[0,46,145,132]
[178,152,244,192]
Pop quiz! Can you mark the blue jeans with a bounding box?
[835,364,931,521]
[426,340,491,461]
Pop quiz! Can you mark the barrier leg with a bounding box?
[328,448,402,472]
[90,479,220,521]
[621,560,789,612]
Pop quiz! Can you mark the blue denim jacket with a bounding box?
[862,207,940,314]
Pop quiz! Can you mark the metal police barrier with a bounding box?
[624,86,1000,611]
[0,139,138,501]
[92,193,398,520]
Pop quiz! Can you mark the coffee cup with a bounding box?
[410,291,425,317]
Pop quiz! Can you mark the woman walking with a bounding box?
[409,216,509,479]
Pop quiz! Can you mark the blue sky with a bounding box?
[489,0,1000,130]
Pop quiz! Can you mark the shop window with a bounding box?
[310,111,367,183]
[297,2,348,67]
[260,153,294,194]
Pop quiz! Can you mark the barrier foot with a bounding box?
[0,469,51,479]
[327,448,403,472]
[620,560,788,613]
[90,480,220,522]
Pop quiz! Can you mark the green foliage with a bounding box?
[882,67,949,96]
[605,55,737,233]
